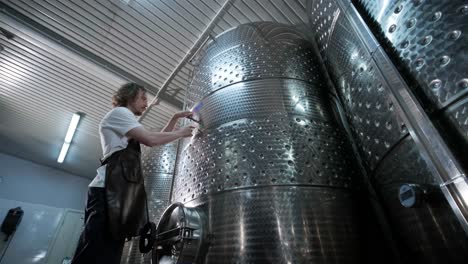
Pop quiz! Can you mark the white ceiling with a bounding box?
[0,0,308,179]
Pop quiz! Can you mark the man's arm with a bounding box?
[161,111,193,132]
[126,125,194,147]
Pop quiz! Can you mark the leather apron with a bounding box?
[103,139,148,240]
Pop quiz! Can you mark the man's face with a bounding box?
[129,90,148,116]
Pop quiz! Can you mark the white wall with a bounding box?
[0,199,65,264]
[0,152,90,210]
[0,153,89,264]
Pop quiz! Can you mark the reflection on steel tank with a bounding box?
[169,22,378,263]
[308,0,468,263]
[355,0,468,168]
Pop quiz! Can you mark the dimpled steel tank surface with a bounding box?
[356,0,468,166]
[170,22,367,263]
[308,0,468,263]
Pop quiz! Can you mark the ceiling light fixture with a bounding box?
[57,113,81,163]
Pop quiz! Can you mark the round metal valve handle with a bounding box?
[138,203,207,264]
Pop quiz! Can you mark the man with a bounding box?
[72,83,194,264]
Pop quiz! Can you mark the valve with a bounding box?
[399,183,437,208]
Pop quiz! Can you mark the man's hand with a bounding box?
[161,111,195,133]
[173,111,193,119]
[178,125,195,137]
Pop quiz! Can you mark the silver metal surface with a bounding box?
[312,5,368,82]
[174,112,358,204]
[357,0,468,108]
[307,0,343,59]
[355,0,391,24]
[372,47,468,234]
[141,142,179,177]
[336,57,408,170]
[374,136,468,264]
[308,0,408,169]
[168,21,369,263]
[154,203,207,264]
[330,93,404,262]
[194,79,332,129]
[373,136,438,186]
[186,186,362,263]
[326,13,372,81]
[355,0,468,170]
[308,0,468,262]
[188,23,323,105]
[345,3,380,53]
[120,240,146,264]
[445,98,468,146]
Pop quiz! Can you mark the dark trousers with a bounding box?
[71,187,125,264]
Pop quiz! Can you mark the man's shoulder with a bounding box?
[100,107,135,126]
[105,107,133,119]
[111,106,132,115]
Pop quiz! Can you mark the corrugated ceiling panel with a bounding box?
[4,0,220,90]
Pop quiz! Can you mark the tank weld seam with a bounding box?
[182,184,356,203]
[192,77,327,103]
[436,91,468,114]
[369,133,411,180]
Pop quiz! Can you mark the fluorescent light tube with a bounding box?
[57,113,81,163]
[64,113,81,143]
[57,142,70,163]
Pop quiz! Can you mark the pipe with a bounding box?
[139,0,236,122]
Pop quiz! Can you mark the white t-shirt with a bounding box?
[89,107,142,187]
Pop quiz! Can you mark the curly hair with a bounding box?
[112,82,146,107]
